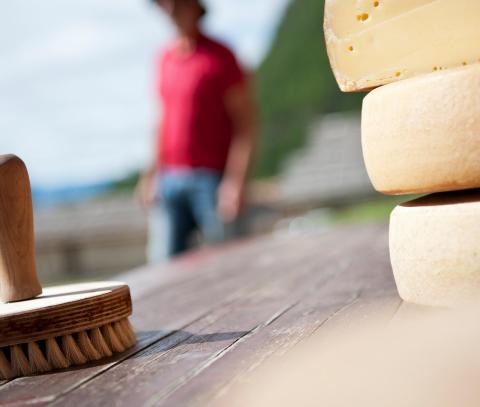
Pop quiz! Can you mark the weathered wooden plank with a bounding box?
[163,234,397,406]
[48,292,295,407]
[0,228,390,404]
[0,272,255,406]
[0,225,366,405]
[170,297,399,406]
[43,226,371,403]
[130,225,353,334]
[312,294,401,338]
[305,231,399,337]
[0,260,254,405]
[44,226,381,406]
[163,301,354,407]
[119,235,275,301]
[204,295,401,407]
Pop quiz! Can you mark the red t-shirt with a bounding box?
[157,34,245,172]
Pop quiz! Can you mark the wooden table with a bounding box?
[0,223,402,407]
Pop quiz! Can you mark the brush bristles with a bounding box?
[46,337,70,370]
[101,324,125,354]
[28,341,50,374]
[11,345,31,377]
[90,328,113,358]
[0,349,14,380]
[113,321,132,349]
[0,318,136,380]
[62,335,88,366]
[77,331,102,361]
[120,319,137,346]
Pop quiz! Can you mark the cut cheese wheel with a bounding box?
[362,64,480,195]
[324,0,480,92]
[390,191,480,307]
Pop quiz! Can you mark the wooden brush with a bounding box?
[0,155,136,380]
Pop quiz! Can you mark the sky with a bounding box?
[0,0,290,188]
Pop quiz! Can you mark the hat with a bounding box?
[152,0,207,16]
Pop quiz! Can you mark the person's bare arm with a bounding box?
[135,124,161,208]
[218,79,258,222]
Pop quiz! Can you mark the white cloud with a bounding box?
[0,0,290,187]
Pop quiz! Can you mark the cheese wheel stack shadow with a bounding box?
[325,0,480,307]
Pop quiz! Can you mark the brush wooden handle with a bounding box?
[0,155,42,303]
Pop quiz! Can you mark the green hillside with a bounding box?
[254,0,364,178]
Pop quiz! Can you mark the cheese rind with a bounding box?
[362,64,480,195]
[390,191,480,307]
[324,0,480,92]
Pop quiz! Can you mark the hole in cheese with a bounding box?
[356,13,369,21]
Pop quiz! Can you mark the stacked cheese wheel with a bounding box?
[325,0,480,307]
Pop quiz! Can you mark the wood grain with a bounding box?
[0,231,302,405]
[48,226,394,407]
[164,238,399,406]
[0,224,396,407]
[0,155,42,303]
[0,282,132,347]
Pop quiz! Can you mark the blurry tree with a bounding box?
[254,0,364,178]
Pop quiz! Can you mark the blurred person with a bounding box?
[136,0,258,261]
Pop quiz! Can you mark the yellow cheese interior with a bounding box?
[324,0,480,91]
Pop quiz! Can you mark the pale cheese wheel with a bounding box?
[390,191,480,307]
[324,0,480,92]
[362,64,480,195]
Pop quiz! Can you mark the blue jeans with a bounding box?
[148,169,226,261]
